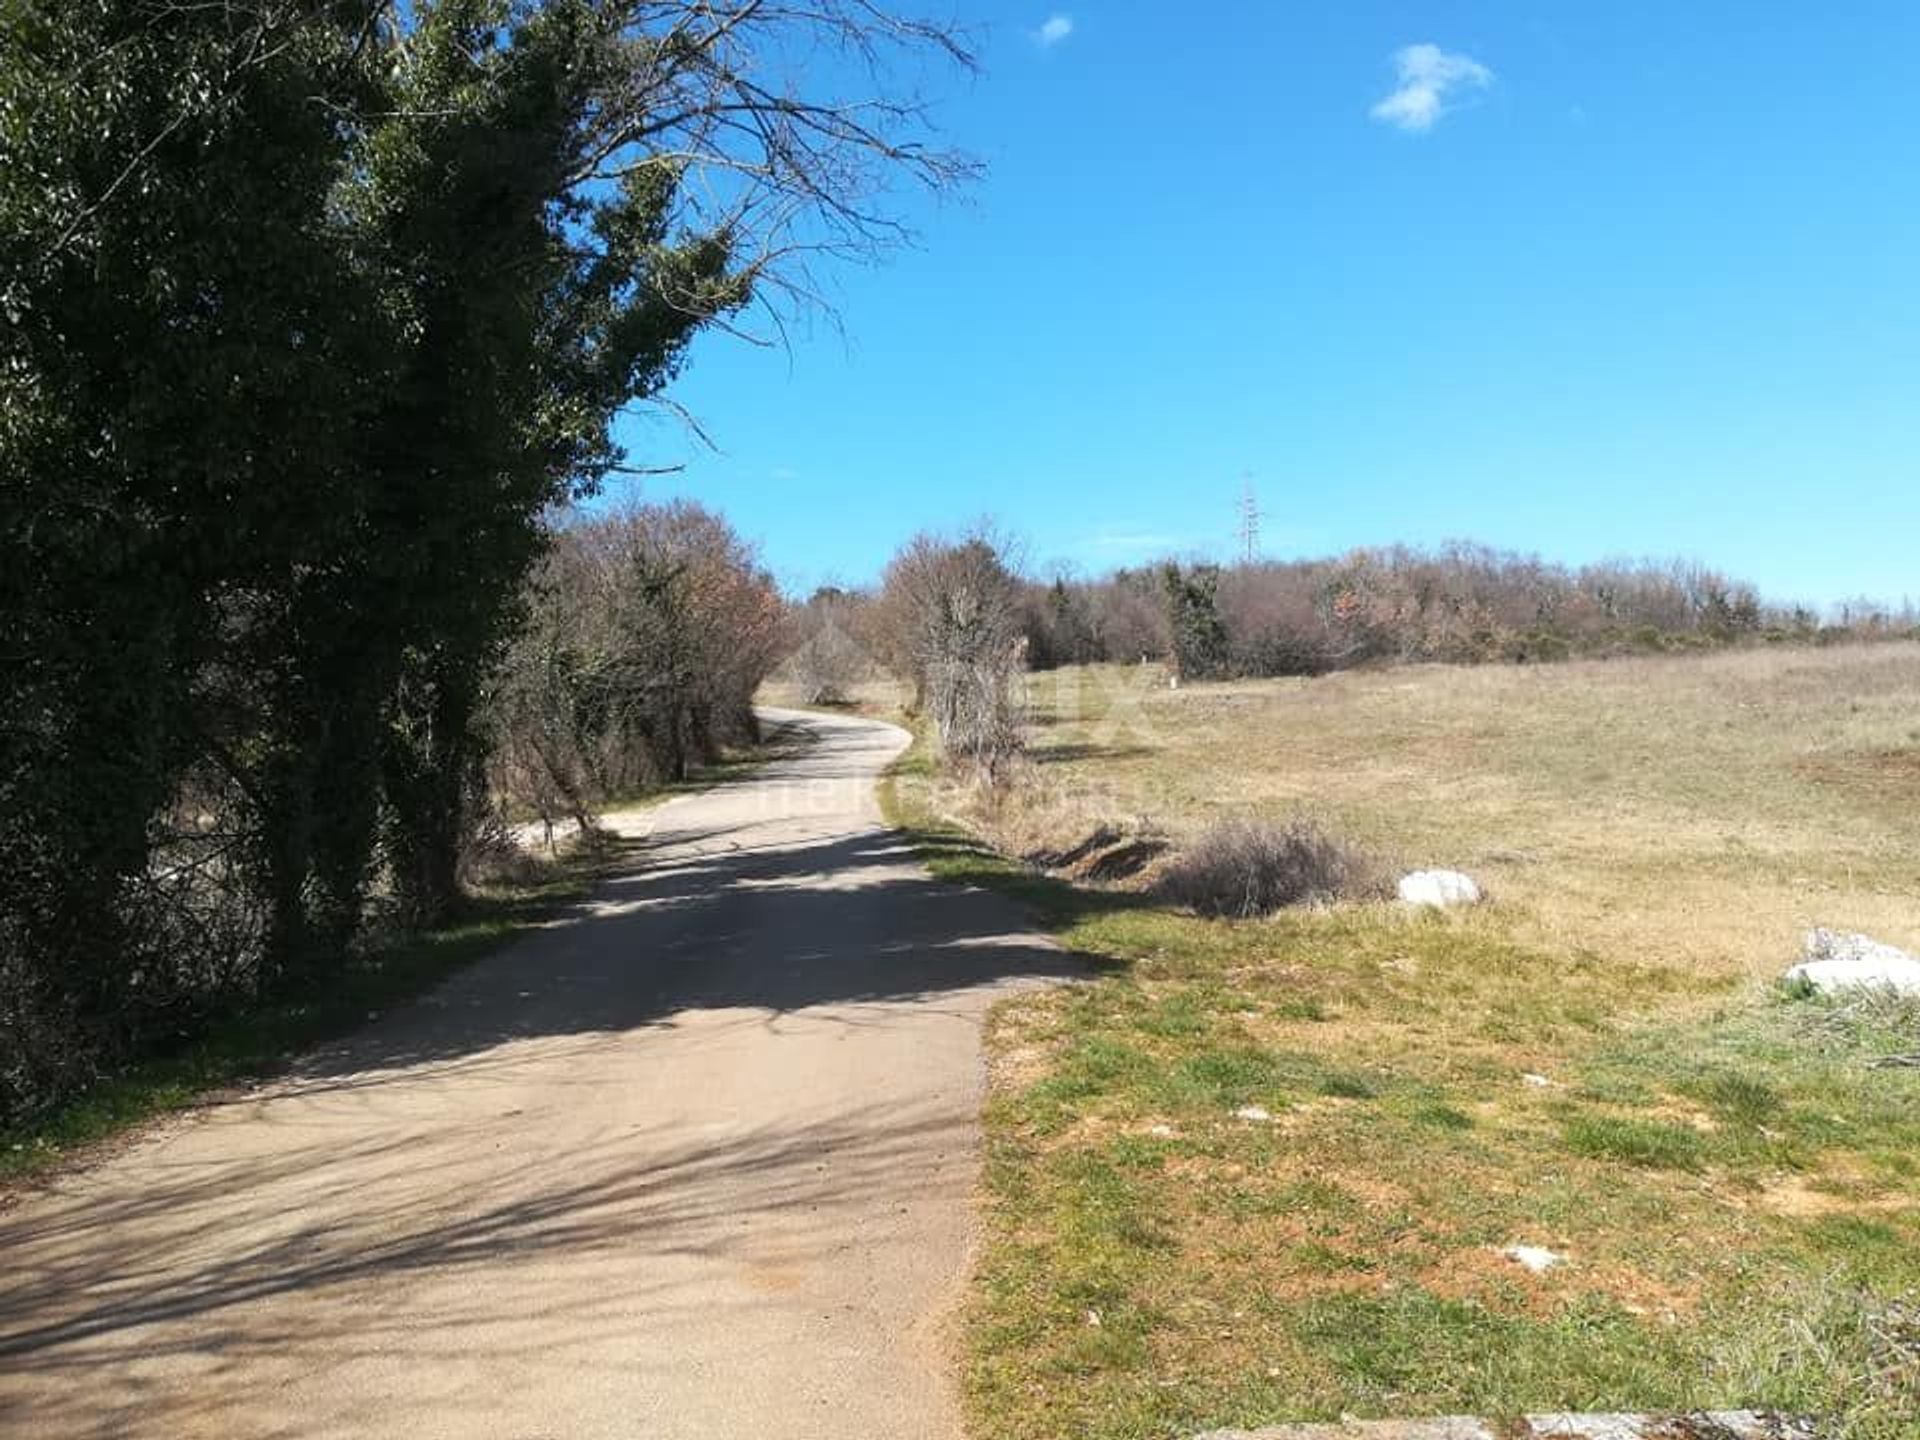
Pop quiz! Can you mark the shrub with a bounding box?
[1231,623,1334,678]
[488,503,784,833]
[1155,818,1383,918]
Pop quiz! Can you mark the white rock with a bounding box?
[1521,1073,1557,1089]
[1398,869,1483,908]
[1233,1105,1273,1123]
[1501,1244,1565,1274]
[1147,1124,1178,1138]
[1783,927,1920,997]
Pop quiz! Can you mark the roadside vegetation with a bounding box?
[0,0,971,1132]
[0,858,584,1185]
[0,728,805,1186]
[490,504,786,835]
[885,643,1920,1438]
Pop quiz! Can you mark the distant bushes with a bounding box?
[1018,543,1919,679]
[778,588,875,705]
[804,543,1919,694]
[1155,819,1385,918]
[489,504,784,835]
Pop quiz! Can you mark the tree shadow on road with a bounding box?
[0,712,1132,1434]
[272,825,1097,1091]
[0,1101,971,1435]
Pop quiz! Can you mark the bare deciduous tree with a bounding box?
[559,0,983,342]
[490,502,784,837]
[878,531,1027,783]
[780,588,874,704]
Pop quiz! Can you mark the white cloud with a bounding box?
[1370,43,1493,132]
[1035,14,1073,47]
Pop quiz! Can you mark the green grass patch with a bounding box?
[1561,1114,1708,1170]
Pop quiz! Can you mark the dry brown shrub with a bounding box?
[1155,817,1385,917]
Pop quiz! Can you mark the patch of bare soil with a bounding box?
[1795,748,1920,802]
[984,995,1068,1096]
[1025,824,1170,885]
[1754,1166,1912,1219]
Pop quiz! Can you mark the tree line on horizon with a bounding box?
[0,0,970,1124]
[791,539,1920,698]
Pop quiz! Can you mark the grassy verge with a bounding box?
[878,730,1110,931]
[882,670,1920,1439]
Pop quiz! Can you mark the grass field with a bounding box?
[885,643,1920,1438]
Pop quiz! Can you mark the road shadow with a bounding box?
[1024,741,1156,765]
[0,1101,970,1435]
[0,711,1125,1434]
[270,825,1093,1090]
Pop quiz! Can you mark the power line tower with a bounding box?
[1235,474,1261,566]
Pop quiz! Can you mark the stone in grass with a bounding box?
[1191,1411,1815,1439]
[1783,927,1920,998]
[1233,1105,1274,1123]
[1397,869,1482,909]
[1518,1418,1815,1440]
[1500,1244,1565,1274]
[1194,1424,1498,1440]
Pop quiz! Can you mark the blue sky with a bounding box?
[613,2,1919,608]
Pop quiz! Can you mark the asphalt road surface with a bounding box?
[0,709,1073,1439]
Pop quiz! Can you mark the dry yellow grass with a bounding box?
[1017,643,1920,982]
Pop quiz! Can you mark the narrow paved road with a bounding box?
[0,709,1072,1439]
